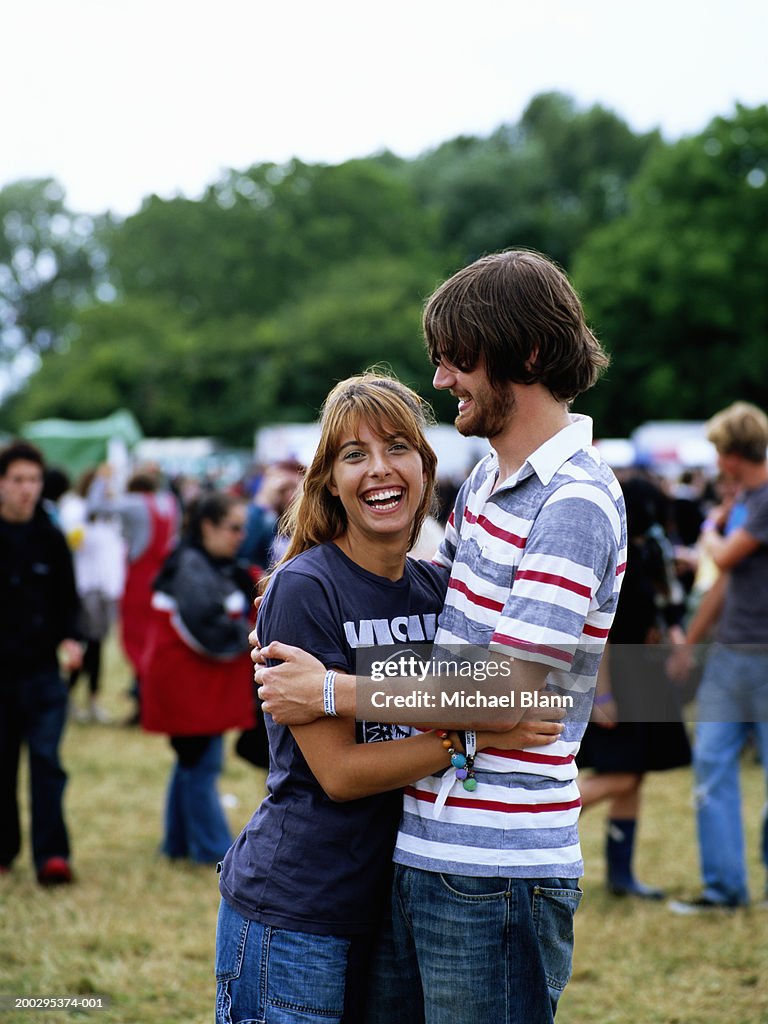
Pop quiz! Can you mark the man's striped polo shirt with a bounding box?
[394,415,627,878]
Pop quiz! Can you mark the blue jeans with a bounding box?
[0,668,70,870]
[162,734,232,864]
[694,644,768,905]
[215,899,354,1023]
[365,865,582,1024]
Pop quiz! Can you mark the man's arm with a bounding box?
[255,640,550,730]
[666,572,728,682]
[700,525,760,572]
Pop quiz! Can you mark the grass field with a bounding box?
[1,640,767,1024]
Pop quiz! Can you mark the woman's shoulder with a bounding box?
[272,543,346,582]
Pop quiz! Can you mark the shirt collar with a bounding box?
[493,414,594,490]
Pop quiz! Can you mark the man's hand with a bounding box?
[666,644,695,683]
[481,707,565,749]
[59,638,84,673]
[255,642,327,725]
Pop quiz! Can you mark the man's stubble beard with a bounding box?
[455,384,515,441]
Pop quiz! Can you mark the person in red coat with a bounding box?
[141,492,255,864]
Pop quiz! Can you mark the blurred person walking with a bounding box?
[59,468,126,723]
[141,493,255,864]
[235,459,304,769]
[239,459,304,572]
[577,476,691,899]
[668,402,768,912]
[0,441,82,885]
[88,466,179,723]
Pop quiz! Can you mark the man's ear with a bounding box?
[525,347,540,374]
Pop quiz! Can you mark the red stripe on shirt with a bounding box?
[616,562,627,575]
[514,569,591,599]
[491,633,574,665]
[464,506,526,548]
[404,786,581,814]
[482,748,576,766]
[582,623,611,638]
[448,576,505,612]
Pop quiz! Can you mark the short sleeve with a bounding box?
[259,568,350,672]
[744,490,768,546]
[490,483,621,670]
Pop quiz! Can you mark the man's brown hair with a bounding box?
[423,248,609,402]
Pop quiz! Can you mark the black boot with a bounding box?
[606,818,664,900]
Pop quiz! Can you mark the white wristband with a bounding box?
[323,670,338,717]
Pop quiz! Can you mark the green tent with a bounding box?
[21,409,143,476]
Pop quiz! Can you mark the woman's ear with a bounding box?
[327,477,339,497]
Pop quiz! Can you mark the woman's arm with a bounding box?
[289,715,563,802]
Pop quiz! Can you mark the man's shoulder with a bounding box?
[548,449,624,512]
[746,482,768,512]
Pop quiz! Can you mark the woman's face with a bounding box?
[200,503,248,559]
[327,419,426,547]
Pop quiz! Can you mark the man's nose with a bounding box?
[433,363,454,390]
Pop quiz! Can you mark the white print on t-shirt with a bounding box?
[343,613,437,648]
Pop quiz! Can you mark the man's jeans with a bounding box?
[366,865,582,1024]
[215,899,353,1024]
[694,643,768,906]
[0,668,70,870]
[162,735,232,864]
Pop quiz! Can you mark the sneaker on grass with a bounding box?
[668,895,743,915]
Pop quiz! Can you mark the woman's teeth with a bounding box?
[364,489,403,510]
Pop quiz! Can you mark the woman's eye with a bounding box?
[342,450,364,461]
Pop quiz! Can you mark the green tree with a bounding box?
[0,178,105,387]
[407,92,659,267]
[7,256,447,443]
[106,158,442,320]
[573,103,768,435]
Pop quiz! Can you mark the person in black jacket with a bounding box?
[577,475,691,898]
[0,441,82,885]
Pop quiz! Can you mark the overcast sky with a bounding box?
[4,0,766,217]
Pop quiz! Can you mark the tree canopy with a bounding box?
[2,94,766,445]
[573,102,768,435]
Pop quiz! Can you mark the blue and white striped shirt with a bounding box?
[394,415,627,877]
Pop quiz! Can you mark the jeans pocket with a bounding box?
[265,928,350,1020]
[438,873,509,899]
[531,884,582,993]
[215,900,251,981]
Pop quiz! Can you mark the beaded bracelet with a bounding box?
[323,670,338,717]
[437,730,477,792]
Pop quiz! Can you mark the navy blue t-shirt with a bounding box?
[219,542,448,935]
